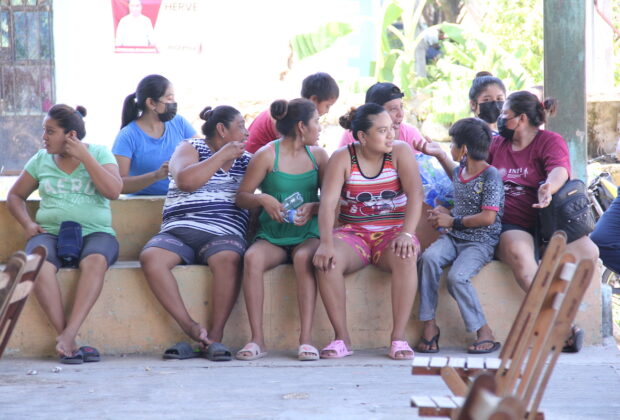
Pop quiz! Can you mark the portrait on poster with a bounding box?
[111,0,161,53]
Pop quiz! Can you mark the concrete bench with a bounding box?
[0,197,601,357]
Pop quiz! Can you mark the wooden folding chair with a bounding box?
[0,246,47,358]
[412,231,568,397]
[453,373,525,420]
[0,251,27,327]
[411,250,594,419]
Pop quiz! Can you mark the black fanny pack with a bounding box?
[57,221,83,268]
[538,179,595,244]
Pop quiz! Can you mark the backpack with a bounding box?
[538,179,595,243]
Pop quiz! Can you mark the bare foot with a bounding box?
[468,325,496,352]
[298,343,319,359]
[55,333,77,357]
[237,341,266,359]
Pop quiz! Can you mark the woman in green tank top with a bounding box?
[236,98,328,361]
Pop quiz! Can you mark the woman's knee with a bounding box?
[567,236,600,261]
[292,246,314,268]
[139,248,163,269]
[242,246,265,272]
[78,253,108,273]
[139,247,180,273]
[210,250,241,269]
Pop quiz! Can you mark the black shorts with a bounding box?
[142,227,247,265]
[26,232,119,270]
[501,223,535,236]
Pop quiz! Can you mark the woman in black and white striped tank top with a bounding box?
[139,105,251,360]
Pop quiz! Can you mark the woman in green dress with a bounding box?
[235,98,328,361]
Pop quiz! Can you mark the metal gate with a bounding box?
[0,0,54,175]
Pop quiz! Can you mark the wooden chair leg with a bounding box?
[441,366,469,397]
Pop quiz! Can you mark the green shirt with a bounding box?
[24,145,117,237]
[255,140,320,246]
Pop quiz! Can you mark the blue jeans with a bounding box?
[418,234,495,332]
[590,193,620,273]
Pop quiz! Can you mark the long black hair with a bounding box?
[121,74,170,128]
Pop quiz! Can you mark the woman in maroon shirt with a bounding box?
[488,91,598,352]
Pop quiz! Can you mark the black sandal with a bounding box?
[415,328,440,353]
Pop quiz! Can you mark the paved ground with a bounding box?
[1,339,619,420]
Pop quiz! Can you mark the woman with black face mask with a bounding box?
[488,90,599,353]
[468,71,506,134]
[112,74,196,195]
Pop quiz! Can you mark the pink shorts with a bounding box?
[333,224,420,265]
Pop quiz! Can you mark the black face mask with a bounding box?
[157,102,177,122]
[477,101,504,124]
[497,116,516,140]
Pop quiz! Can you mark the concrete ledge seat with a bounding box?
[4,260,601,357]
[0,197,602,357]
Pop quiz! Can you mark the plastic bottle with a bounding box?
[281,192,303,223]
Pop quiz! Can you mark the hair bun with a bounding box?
[75,105,87,117]
[199,106,213,121]
[270,99,288,120]
[475,71,493,78]
[339,107,356,130]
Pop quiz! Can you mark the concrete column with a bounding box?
[544,0,587,180]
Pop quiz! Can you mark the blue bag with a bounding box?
[416,153,454,208]
[57,221,83,268]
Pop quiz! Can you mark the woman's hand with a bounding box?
[63,134,89,161]
[154,161,170,180]
[217,141,246,161]
[313,243,336,271]
[293,203,315,226]
[390,232,418,259]
[24,221,46,239]
[533,182,552,208]
[259,194,285,223]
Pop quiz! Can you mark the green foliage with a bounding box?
[411,0,544,127]
[290,22,353,60]
[413,22,534,125]
[479,0,544,83]
[372,0,427,97]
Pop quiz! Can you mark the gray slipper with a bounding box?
[163,342,201,360]
[204,342,232,362]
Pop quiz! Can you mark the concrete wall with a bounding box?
[587,100,620,157]
[3,260,602,357]
[0,197,602,357]
[52,0,378,152]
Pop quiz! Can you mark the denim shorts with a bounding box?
[142,227,247,265]
[26,232,119,269]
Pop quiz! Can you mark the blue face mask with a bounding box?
[497,115,517,140]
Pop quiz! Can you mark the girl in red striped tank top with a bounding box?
[313,103,423,360]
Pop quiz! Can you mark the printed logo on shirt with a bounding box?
[345,190,397,216]
[500,167,529,180]
[504,182,528,197]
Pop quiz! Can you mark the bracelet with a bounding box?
[452,216,466,230]
[400,231,414,239]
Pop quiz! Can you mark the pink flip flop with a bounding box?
[320,340,354,359]
[389,340,414,360]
